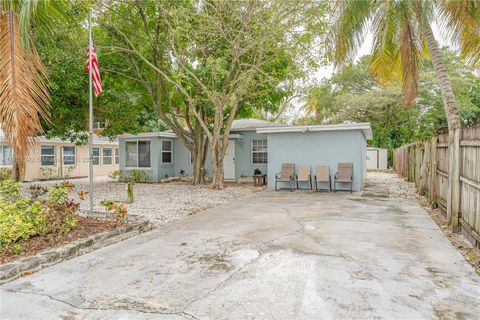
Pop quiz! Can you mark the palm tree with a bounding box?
[0,0,82,180]
[331,0,480,229]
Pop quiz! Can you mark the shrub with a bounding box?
[109,169,148,183]
[45,184,78,234]
[108,169,126,182]
[0,167,12,180]
[0,180,48,253]
[100,200,128,221]
[28,184,49,200]
[0,180,80,254]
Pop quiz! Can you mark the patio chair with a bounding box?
[334,163,353,192]
[294,165,312,190]
[275,163,295,191]
[314,165,331,191]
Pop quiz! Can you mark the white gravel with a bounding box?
[22,177,261,226]
[365,170,418,199]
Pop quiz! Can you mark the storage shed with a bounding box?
[366,147,388,170]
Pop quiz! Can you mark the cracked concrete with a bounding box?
[1,181,480,319]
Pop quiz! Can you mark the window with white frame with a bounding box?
[114,148,119,164]
[93,121,106,129]
[92,147,100,165]
[161,140,172,164]
[102,148,113,165]
[0,146,13,166]
[41,145,55,166]
[125,141,151,168]
[63,146,76,166]
[251,140,267,164]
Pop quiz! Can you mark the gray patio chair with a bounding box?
[275,163,295,191]
[294,165,312,190]
[314,165,331,191]
[334,162,353,192]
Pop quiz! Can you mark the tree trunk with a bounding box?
[209,136,225,190]
[422,21,461,231]
[12,158,23,181]
[127,180,134,203]
[192,132,208,185]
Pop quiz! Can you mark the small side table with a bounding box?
[253,174,267,187]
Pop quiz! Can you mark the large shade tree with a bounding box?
[331,0,480,229]
[99,0,327,189]
[0,0,84,180]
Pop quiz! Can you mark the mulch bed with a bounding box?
[0,216,121,264]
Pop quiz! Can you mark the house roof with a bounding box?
[231,118,286,131]
[0,128,118,145]
[256,122,373,140]
[120,131,178,139]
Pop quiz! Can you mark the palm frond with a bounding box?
[370,0,401,83]
[330,0,373,67]
[0,11,50,178]
[438,0,480,68]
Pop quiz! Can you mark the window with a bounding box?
[0,146,13,166]
[161,140,172,164]
[63,146,76,166]
[41,146,55,166]
[102,148,113,165]
[125,141,151,168]
[251,140,267,164]
[93,121,105,129]
[114,148,119,165]
[92,148,100,165]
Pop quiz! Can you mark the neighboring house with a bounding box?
[118,119,372,191]
[0,130,119,181]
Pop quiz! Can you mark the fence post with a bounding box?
[420,141,430,196]
[447,128,461,232]
[429,136,437,207]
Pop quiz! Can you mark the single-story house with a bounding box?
[119,119,372,191]
[0,130,119,181]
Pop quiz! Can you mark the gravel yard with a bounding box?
[22,177,262,226]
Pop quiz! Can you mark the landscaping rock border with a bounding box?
[0,214,154,285]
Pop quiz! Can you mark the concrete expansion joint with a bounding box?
[7,289,198,319]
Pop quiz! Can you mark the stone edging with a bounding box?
[0,215,154,285]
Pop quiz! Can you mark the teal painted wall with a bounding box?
[119,136,160,181]
[266,130,367,191]
[120,129,367,187]
[233,130,268,180]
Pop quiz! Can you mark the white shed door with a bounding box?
[223,141,235,180]
[366,149,378,169]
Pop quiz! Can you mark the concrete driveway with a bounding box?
[1,189,479,319]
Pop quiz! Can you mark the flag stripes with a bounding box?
[86,46,102,96]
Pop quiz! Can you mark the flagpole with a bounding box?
[88,11,94,213]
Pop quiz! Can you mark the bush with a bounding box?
[45,184,78,235]
[0,180,80,254]
[108,169,148,183]
[0,167,12,180]
[0,180,48,253]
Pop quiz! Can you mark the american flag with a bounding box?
[86,45,102,96]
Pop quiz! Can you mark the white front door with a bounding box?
[223,141,235,180]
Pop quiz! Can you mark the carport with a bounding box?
[257,123,372,191]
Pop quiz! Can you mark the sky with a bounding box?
[314,22,454,81]
[285,23,456,122]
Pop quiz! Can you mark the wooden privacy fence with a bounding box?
[393,126,480,248]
